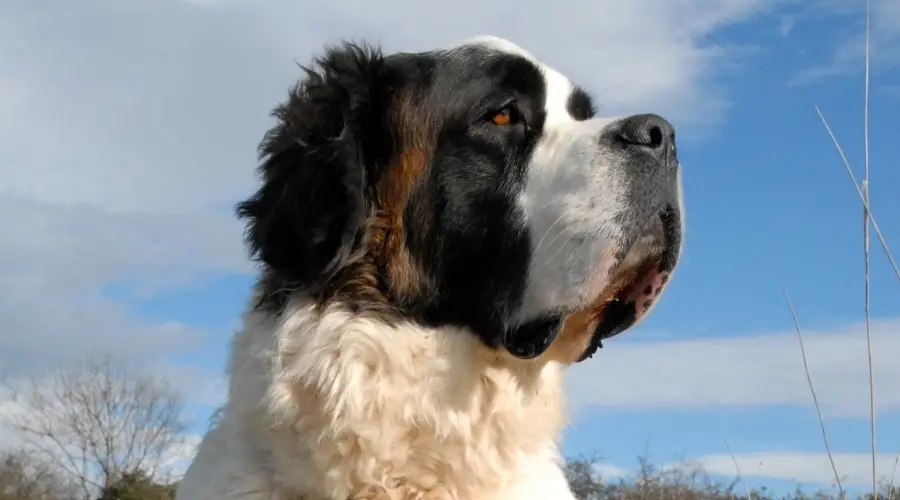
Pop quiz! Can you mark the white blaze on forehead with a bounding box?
[443,35,537,60]
[541,67,578,125]
[445,35,577,125]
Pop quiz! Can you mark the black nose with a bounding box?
[614,113,675,154]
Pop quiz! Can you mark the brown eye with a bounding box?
[491,108,512,126]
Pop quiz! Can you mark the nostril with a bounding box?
[647,125,663,149]
[614,113,675,152]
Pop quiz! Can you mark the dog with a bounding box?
[175,35,684,500]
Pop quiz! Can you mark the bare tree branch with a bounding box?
[0,354,187,499]
[0,448,80,500]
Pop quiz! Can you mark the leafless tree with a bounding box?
[565,454,607,500]
[0,448,78,500]
[0,354,188,500]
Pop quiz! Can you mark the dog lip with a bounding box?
[504,206,681,363]
[575,205,681,362]
[657,204,681,272]
[574,259,659,362]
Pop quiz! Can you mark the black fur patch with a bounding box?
[237,43,388,310]
[566,86,596,121]
[503,314,563,359]
[237,41,552,349]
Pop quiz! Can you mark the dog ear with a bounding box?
[237,43,388,291]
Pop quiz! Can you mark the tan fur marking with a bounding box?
[541,266,644,364]
[369,93,435,301]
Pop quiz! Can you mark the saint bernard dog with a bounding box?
[176,35,684,500]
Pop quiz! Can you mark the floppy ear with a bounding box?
[237,43,388,290]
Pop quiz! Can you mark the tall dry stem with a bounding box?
[861,1,876,497]
[783,291,844,500]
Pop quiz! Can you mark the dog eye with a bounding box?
[488,104,521,127]
[491,108,513,126]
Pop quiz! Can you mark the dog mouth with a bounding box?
[575,205,681,361]
[502,205,681,362]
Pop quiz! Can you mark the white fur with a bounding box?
[176,299,576,500]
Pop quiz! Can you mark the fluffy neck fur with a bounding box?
[225,296,569,499]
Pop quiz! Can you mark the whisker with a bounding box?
[535,230,579,276]
[532,213,568,256]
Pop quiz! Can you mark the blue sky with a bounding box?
[557,6,900,493]
[1,0,899,494]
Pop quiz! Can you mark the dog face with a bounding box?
[238,36,684,363]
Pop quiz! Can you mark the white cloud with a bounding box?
[158,364,228,410]
[778,16,796,36]
[0,0,790,384]
[0,0,780,210]
[565,317,900,418]
[0,390,23,450]
[593,462,632,480]
[0,194,246,376]
[692,451,900,487]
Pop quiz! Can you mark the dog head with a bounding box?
[238,36,684,364]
